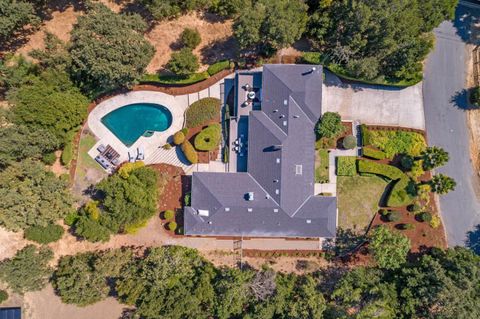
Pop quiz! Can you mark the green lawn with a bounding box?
[337,175,387,233]
[315,149,329,183]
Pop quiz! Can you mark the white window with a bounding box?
[295,165,303,175]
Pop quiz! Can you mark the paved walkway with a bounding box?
[322,71,425,130]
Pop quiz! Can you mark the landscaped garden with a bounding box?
[335,124,453,250]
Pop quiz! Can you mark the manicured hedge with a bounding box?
[173,131,185,145]
[24,224,64,244]
[181,140,198,164]
[387,176,413,207]
[194,124,222,151]
[186,97,221,128]
[140,72,209,85]
[61,142,73,166]
[362,147,386,160]
[360,124,371,146]
[207,60,232,76]
[337,156,357,176]
[357,159,404,180]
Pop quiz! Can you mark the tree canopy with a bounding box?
[69,3,154,94]
[0,0,39,43]
[0,245,53,294]
[233,0,308,53]
[0,159,73,231]
[8,69,88,142]
[369,226,411,270]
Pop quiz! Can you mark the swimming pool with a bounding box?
[101,103,172,147]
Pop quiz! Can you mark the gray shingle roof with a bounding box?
[184,64,337,238]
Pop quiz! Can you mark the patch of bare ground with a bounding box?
[145,12,235,73]
[49,150,68,177]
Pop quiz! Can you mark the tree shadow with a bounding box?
[453,4,480,44]
[120,0,157,30]
[199,37,239,65]
[200,11,229,24]
[323,227,366,257]
[466,224,480,254]
[450,89,472,110]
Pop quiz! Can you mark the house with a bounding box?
[184,64,337,238]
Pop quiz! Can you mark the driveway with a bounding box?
[423,5,480,248]
[322,71,425,130]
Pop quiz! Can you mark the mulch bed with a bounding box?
[149,164,186,212]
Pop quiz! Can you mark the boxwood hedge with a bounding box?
[362,147,386,160]
[337,156,357,176]
[181,140,198,164]
[185,97,221,128]
[194,124,222,151]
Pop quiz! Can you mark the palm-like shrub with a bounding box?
[421,146,449,170]
[430,174,456,195]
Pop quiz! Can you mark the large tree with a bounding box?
[369,226,411,270]
[69,3,154,93]
[0,159,73,231]
[0,0,39,43]
[0,245,53,294]
[8,70,88,141]
[0,125,59,167]
[233,0,308,53]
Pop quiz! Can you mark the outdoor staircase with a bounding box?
[145,147,192,173]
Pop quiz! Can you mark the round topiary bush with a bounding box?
[342,135,357,149]
[42,152,57,165]
[181,140,198,164]
[163,210,175,220]
[418,211,432,222]
[173,131,185,145]
[401,155,414,170]
[386,210,401,222]
[168,221,178,232]
[0,290,8,304]
[163,143,172,150]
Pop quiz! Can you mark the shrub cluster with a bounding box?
[185,97,221,128]
[362,147,386,160]
[24,224,64,244]
[181,140,198,164]
[168,221,178,232]
[61,142,73,166]
[42,152,57,165]
[399,223,415,230]
[180,28,201,49]
[194,123,222,151]
[386,210,401,222]
[367,129,426,158]
[167,48,199,76]
[337,156,357,176]
[417,211,432,222]
[163,210,175,220]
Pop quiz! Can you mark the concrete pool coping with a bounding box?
[87,91,187,164]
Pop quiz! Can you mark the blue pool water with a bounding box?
[101,103,172,146]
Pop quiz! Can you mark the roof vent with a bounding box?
[225,207,230,212]
[295,165,303,175]
[293,115,300,118]
[306,219,312,224]
[247,208,253,212]
[275,189,279,195]
[273,109,278,113]
[247,192,254,201]
[283,99,288,106]
[273,179,279,183]
[208,221,212,224]
[273,208,279,213]
[198,209,209,217]
[279,114,285,118]
[283,121,287,126]
[276,158,280,164]
[245,84,250,90]
[247,91,256,100]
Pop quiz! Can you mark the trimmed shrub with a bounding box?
[24,224,64,244]
[362,147,386,160]
[0,290,8,303]
[407,203,421,212]
[186,97,221,128]
[194,124,222,151]
[61,142,73,166]
[180,127,189,136]
[207,60,232,76]
[162,143,172,150]
[315,112,345,139]
[180,27,201,49]
[163,210,175,220]
[418,211,432,222]
[357,159,404,180]
[140,72,209,85]
[181,140,198,164]
[337,156,357,176]
[360,124,372,146]
[342,135,357,149]
[42,152,57,165]
[399,223,415,230]
[386,210,401,222]
[173,131,185,145]
[387,176,413,207]
[168,221,178,232]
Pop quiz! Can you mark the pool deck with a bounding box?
[87,75,232,170]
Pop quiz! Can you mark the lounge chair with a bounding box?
[128,152,136,163]
[137,147,145,161]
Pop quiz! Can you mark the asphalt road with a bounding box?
[423,5,480,248]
